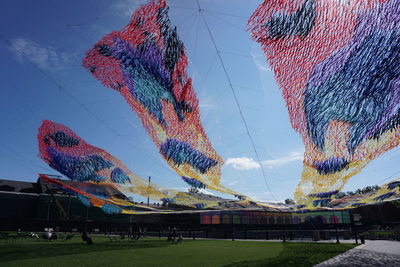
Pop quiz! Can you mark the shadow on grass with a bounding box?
[0,238,175,263]
[225,243,357,267]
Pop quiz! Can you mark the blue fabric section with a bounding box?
[266,0,316,39]
[101,203,122,214]
[305,30,400,152]
[308,190,339,198]
[160,138,218,174]
[47,147,113,182]
[313,158,349,175]
[110,38,190,125]
[195,203,205,209]
[373,192,395,201]
[387,181,400,190]
[110,167,131,184]
[182,176,206,189]
[48,131,79,147]
[77,195,91,207]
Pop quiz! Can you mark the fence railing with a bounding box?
[362,230,400,241]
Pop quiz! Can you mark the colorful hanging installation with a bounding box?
[40,174,279,214]
[82,0,242,197]
[328,178,400,210]
[39,174,211,214]
[248,0,400,208]
[38,120,226,209]
[39,174,160,214]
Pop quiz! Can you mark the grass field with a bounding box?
[0,236,356,267]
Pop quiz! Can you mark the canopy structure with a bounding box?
[40,174,284,214]
[327,179,400,210]
[33,0,400,214]
[248,0,400,209]
[38,120,233,209]
[82,0,244,197]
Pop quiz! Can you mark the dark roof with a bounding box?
[0,179,39,193]
[38,176,133,201]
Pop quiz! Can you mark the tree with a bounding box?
[335,185,380,199]
[284,198,295,205]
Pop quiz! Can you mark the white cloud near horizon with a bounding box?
[262,151,303,169]
[226,151,304,171]
[11,38,74,72]
[225,157,261,170]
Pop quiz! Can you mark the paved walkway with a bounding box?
[315,240,400,267]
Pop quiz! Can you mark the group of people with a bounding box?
[16,229,75,241]
[166,227,182,242]
[106,227,144,241]
[17,226,186,244]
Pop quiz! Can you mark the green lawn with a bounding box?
[0,236,356,267]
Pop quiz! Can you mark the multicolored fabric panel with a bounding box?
[38,120,223,209]
[40,174,159,214]
[248,0,400,208]
[40,174,278,214]
[82,0,240,196]
[328,178,400,210]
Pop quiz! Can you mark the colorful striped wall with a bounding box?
[200,211,350,225]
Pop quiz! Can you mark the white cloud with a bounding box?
[228,180,239,186]
[254,59,271,73]
[251,46,271,72]
[262,151,303,169]
[225,157,261,170]
[11,38,74,72]
[112,0,147,17]
[199,96,216,112]
[226,151,304,171]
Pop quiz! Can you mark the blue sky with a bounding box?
[1,0,399,202]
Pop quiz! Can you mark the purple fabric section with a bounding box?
[111,37,171,95]
[367,77,400,137]
[357,0,400,137]
[307,0,400,140]
[309,0,400,89]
